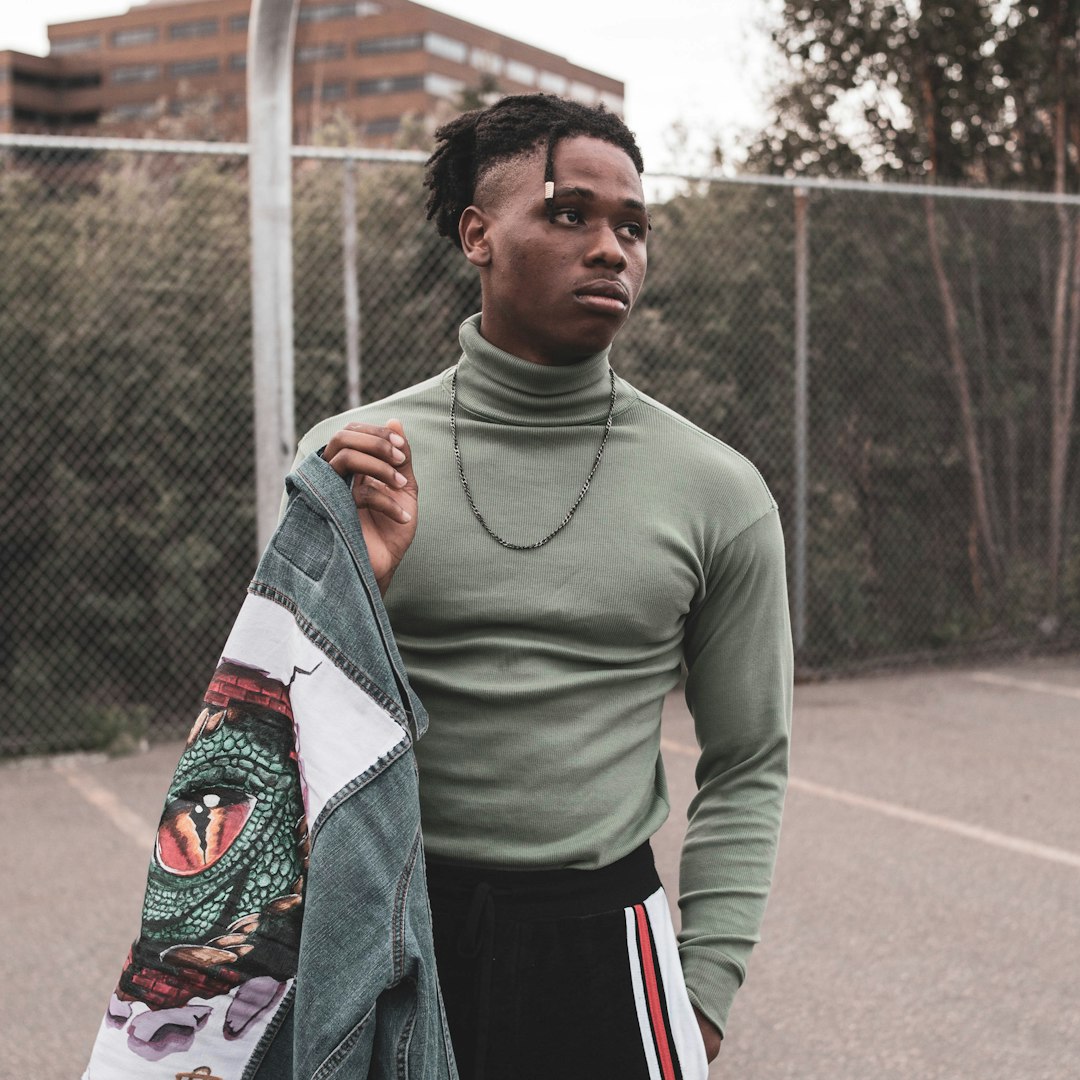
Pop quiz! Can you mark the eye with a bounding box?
[619,222,644,240]
[552,207,582,225]
[156,786,255,875]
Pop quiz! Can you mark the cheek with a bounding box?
[627,252,648,300]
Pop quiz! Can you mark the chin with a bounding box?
[566,321,626,357]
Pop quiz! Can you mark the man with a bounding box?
[296,94,792,1079]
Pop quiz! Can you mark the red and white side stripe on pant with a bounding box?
[625,888,711,1080]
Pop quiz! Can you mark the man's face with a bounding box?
[461,135,649,366]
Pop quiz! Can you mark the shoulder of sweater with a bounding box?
[623,382,778,514]
[295,370,450,458]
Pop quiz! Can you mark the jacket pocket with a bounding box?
[312,1002,377,1080]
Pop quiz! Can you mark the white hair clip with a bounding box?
[544,181,555,199]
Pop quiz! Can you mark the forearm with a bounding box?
[677,508,793,1034]
[678,726,789,1033]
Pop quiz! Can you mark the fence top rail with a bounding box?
[4,133,1080,205]
[648,168,1080,206]
[0,133,429,164]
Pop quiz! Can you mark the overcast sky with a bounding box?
[2,0,783,172]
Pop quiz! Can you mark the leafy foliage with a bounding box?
[747,0,1080,639]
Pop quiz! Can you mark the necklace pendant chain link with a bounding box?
[449,366,617,551]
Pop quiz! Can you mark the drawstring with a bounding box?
[457,881,496,1080]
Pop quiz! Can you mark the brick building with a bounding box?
[0,0,624,142]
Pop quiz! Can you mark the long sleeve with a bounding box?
[677,506,793,1035]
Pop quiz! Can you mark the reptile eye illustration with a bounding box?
[156,787,255,876]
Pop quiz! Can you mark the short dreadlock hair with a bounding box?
[424,94,645,249]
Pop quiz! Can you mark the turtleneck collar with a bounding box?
[450,313,618,427]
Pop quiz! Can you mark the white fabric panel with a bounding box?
[83,979,293,1080]
[222,592,407,823]
[643,889,710,1080]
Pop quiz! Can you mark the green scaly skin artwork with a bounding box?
[112,663,309,1048]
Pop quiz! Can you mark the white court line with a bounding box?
[969,671,1080,702]
[53,761,155,849]
[660,738,1080,871]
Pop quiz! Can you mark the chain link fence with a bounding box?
[2,135,1078,755]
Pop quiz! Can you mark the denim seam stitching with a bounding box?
[248,579,409,728]
[295,460,422,736]
[310,741,413,844]
[272,500,333,579]
[392,828,422,981]
[395,990,420,1080]
[311,1000,378,1080]
[239,980,296,1080]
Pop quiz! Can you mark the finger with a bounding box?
[342,421,407,453]
[324,429,406,470]
[327,447,409,489]
[384,419,417,489]
[356,486,413,524]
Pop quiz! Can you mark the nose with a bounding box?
[585,223,626,269]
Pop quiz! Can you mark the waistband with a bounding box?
[425,841,661,920]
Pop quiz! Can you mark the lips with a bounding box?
[573,279,630,315]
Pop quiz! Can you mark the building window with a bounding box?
[168,58,220,79]
[294,81,348,102]
[355,74,424,96]
[470,48,503,75]
[296,42,346,63]
[64,72,103,89]
[569,81,598,105]
[13,69,103,90]
[355,33,422,56]
[8,106,98,126]
[424,32,467,63]
[111,27,159,48]
[229,53,247,72]
[169,19,219,40]
[538,71,568,94]
[300,2,381,23]
[51,34,101,55]
[506,60,536,86]
[112,63,161,84]
[599,91,624,114]
[107,101,159,120]
[366,116,400,135]
[424,72,465,100]
[228,14,249,33]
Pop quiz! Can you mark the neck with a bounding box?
[454,314,614,427]
[478,314,594,368]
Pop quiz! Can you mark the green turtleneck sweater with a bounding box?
[292,314,793,1034]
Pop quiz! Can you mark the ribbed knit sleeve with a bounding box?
[677,507,793,1036]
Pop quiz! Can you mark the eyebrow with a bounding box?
[552,185,648,214]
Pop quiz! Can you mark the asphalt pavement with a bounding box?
[3,656,1077,1080]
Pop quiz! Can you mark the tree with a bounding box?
[750,0,1080,618]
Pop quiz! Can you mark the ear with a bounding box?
[459,206,492,267]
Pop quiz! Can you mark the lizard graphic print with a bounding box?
[83,593,413,1080]
[113,663,308,1050]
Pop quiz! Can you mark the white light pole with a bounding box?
[247,0,300,554]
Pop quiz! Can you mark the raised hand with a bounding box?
[323,419,418,596]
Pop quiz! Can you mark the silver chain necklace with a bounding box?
[449,366,618,550]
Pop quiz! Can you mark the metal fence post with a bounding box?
[793,187,809,655]
[247,0,300,554]
[343,157,362,409]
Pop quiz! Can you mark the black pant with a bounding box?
[427,843,702,1080]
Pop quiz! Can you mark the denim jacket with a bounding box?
[84,452,458,1080]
